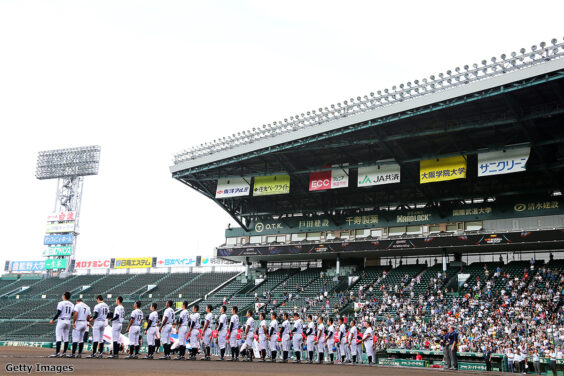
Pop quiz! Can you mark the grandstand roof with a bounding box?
[171,38,564,231]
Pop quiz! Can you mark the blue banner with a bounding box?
[10,261,45,272]
[44,234,74,245]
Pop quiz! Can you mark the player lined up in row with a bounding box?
[48,292,382,364]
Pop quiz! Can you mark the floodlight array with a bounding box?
[173,37,564,165]
[36,145,101,180]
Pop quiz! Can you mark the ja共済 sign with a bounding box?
[357,163,401,187]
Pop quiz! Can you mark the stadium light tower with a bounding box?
[36,146,101,274]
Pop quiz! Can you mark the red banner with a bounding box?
[309,170,332,191]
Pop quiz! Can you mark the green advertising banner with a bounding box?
[227,196,563,236]
[42,246,72,257]
[378,358,426,367]
[45,258,68,270]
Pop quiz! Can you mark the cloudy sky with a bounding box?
[0,0,562,269]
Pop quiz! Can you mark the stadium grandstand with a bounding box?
[1,37,563,372]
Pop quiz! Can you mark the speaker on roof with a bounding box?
[4,261,9,272]
[196,256,201,267]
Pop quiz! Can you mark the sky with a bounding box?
[0,0,563,269]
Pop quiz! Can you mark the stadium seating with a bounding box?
[0,258,561,348]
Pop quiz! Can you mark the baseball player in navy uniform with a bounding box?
[201,304,214,360]
[70,298,90,358]
[107,296,125,359]
[241,309,255,362]
[125,301,143,359]
[174,301,189,360]
[49,291,74,358]
[159,300,175,360]
[280,312,290,363]
[87,295,109,358]
[315,316,326,364]
[268,312,279,362]
[187,304,201,360]
[215,305,228,361]
[228,306,239,361]
[291,313,303,363]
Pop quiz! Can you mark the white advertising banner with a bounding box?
[357,163,401,187]
[330,167,349,189]
[45,222,75,233]
[478,146,530,177]
[74,259,112,269]
[215,177,251,198]
[47,212,76,222]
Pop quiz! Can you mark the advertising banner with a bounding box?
[10,261,45,272]
[420,155,466,184]
[74,259,111,269]
[43,246,72,257]
[358,163,401,187]
[45,222,75,233]
[45,259,68,270]
[47,211,76,222]
[253,175,290,196]
[113,257,153,269]
[478,146,530,177]
[309,166,349,191]
[217,229,564,257]
[156,257,197,267]
[44,234,74,245]
[215,177,251,199]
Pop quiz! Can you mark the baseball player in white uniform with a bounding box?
[108,296,125,359]
[228,306,239,361]
[201,304,214,360]
[280,312,290,363]
[87,295,109,358]
[159,300,175,360]
[348,319,358,364]
[362,320,374,365]
[258,312,268,362]
[174,301,189,360]
[70,298,90,358]
[187,304,201,360]
[268,312,279,362]
[49,291,74,358]
[241,309,255,362]
[338,317,347,364]
[141,302,158,359]
[215,305,228,361]
[326,318,335,364]
[315,316,326,364]
[291,313,303,363]
[125,301,143,359]
[305,314,315,364]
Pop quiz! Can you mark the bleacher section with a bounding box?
[0,258,561,343]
